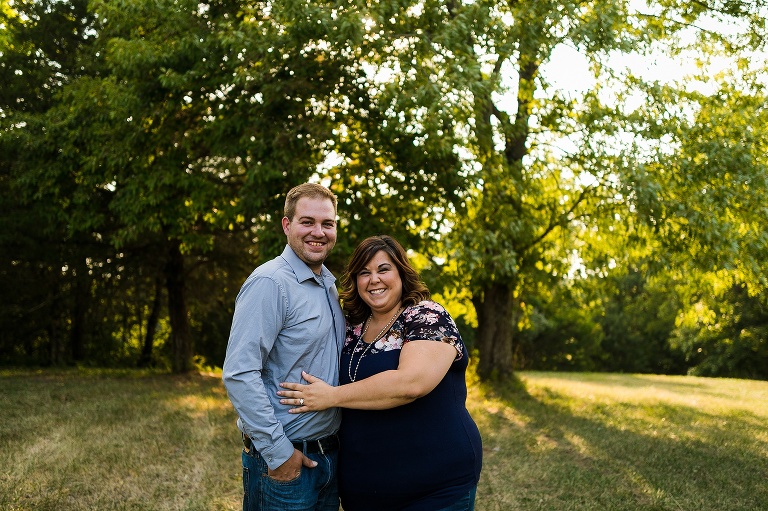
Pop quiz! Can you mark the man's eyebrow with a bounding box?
[297,216,332,221]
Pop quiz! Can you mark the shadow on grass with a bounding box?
[473,376,767,511]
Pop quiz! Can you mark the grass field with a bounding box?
[1,368,766,511]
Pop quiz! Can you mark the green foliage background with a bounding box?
[1,0,767,379]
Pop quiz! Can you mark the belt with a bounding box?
[292,434,339,454]
[243,433,339,455]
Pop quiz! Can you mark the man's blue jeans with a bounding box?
[242,447,339,511]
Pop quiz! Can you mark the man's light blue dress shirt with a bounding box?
[223,245,345,470]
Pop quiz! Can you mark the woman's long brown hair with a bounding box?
[340,235,430,325]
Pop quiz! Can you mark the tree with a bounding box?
[0,0,104,365]
[1,0,361,370]
[3,0,766,378]
[637,69,768,379]
[672,276,768,379]
[340,0,767,380]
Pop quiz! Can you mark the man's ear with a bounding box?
[282,216,291,235]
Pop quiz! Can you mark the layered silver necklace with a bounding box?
[347,307,404,382]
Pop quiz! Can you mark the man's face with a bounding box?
[282,196,337,273]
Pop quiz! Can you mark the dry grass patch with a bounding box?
[1,368,766,511]
[0,369,241,511]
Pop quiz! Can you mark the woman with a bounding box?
[278,235,482,511]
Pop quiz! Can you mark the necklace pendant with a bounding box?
[348,307,404,382]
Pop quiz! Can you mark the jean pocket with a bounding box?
[265,467,302,485]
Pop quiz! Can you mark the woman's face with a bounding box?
[356,249,403,316]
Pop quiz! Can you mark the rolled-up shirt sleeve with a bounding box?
[222,275,295,470]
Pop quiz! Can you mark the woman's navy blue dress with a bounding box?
[338,301,483,511]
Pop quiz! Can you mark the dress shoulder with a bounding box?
[402,301,464,360]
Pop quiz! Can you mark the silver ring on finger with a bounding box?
[299,398,304,406]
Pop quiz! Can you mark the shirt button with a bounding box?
[268,456,273,462]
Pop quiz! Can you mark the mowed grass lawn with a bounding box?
[1,368,766,511]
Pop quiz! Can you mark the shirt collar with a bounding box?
[281,245,335,284]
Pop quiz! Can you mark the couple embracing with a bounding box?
[223,183,482,511]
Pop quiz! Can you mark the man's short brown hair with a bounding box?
[284,183,338,220]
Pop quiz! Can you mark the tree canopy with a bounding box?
[2,0,767,380]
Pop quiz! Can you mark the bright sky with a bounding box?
[541,9,768,98]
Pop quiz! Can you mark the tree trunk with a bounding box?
[165,240,193,373]
[473,282,516,381]
[48,284,65,366]
[138,272,163,368]
[70,270,87,362]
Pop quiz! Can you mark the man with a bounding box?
[223,183,345,511]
